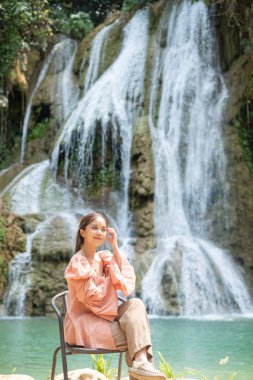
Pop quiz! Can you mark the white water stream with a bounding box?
[142,0,252,315]
[53,39,80,124]
[84,22,116,93]
[20,46,57,163]
[20,38,78,163]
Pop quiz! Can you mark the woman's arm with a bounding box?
[106,227,122,268]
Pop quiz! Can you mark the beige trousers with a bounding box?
[109,298,153,367]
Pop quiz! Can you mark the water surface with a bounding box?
[0,317,252,380]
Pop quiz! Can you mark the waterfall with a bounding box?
[142,0,252,315]
[51,10,149,237]
[84,22,116,93]
[53,39,79,123]
[3,224,40,316]
[1,160,78,214]
[20,46,56,163]
[20,38,78,163]
[3,251,32,316]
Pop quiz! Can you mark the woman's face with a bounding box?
[81,216,107,247]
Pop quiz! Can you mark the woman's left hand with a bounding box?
[106,227,118,250]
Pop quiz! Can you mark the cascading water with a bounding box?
[51,10,148,238]
[1,160,77,214]
[3,221,44,316]
[142,0,252,316]
[20,46,57,163]
[20,38,78,163]
[84,22,116,93]
[53,39,79,123]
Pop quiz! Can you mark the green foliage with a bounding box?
[234,117,253,177]
[240,38,253,54]
[191,0,210,5]
[51,8,93,39]
[158,352,238,380]
[0,0,53,81]
[158,351,175,378]
[122,0,149,12]
[28,118,49,140]
[90,354,116,379]
[48,0,123,27]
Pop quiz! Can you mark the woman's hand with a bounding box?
[107,227,122,268]
[106,227,118,250]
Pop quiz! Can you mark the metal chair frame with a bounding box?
[51,290,126,380]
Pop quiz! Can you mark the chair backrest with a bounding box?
[51,290,69,348]
[52,290,68,317]
[51,290,126,347]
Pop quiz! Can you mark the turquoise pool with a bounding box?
[0,316,252,380]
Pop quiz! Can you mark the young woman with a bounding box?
[64,211,165,380]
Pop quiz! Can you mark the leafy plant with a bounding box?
[158,351,175,378]
[158,352,238,380]
[28,119,49,140]
[0,0,53,82]
[122,0,155,13]
[52,9,93,39]
[90,354,117,379]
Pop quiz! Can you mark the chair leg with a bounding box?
[117,352,123,380]
[51,347,61,380]
[61,347,69,380]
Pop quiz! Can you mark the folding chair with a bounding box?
[51,290,126,380]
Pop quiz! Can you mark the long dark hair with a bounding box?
[74,211,108,253]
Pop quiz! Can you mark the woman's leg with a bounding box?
[118,298,153,365]
[109,298,165,379]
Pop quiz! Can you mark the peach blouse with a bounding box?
[64,250,136,349]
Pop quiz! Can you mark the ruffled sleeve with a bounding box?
[65,255,91,280]
[100,250,136,297]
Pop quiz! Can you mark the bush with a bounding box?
[122,0,149,12]
[28,119,49,140]
[52,9,93,39]
[0,0,53,82]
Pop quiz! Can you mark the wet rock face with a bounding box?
[31,215,74,262]
[161,250,182,315]
[25,262,67,316]
[24,214,75,315]
[129,116,155,239]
